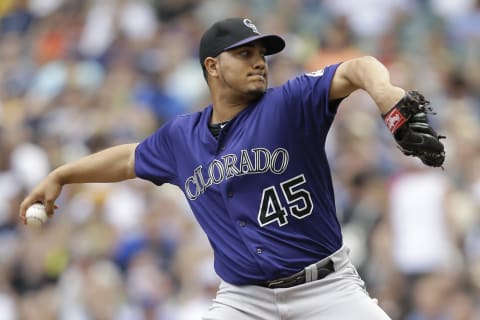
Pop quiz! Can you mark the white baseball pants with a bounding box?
[203,246,391,320]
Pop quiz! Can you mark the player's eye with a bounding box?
[238,50,250,57]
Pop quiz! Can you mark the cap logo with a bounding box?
[243,19,260,34]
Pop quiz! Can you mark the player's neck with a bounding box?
[210,104,246,123]
[210,95,252,123]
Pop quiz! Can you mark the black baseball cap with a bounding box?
[199,18,285,68]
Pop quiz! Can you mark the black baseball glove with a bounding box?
[383,91,446,168]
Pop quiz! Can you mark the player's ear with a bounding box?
[204,57,219,78]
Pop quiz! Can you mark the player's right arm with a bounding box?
[19,143,139,224]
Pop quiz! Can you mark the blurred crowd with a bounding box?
[0,0,479,319]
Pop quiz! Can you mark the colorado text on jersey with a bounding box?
[184,147,289,200]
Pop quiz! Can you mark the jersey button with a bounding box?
[256,248,262,254]
[239,220,246,227]
[227,191,233,198]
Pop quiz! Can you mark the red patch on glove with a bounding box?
[384,108,407,133]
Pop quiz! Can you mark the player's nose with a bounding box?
[252,54,266,69]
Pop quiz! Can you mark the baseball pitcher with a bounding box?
[20,18,445,319]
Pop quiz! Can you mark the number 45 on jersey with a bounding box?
[257,174,313,227]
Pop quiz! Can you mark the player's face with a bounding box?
[217,41,269,100]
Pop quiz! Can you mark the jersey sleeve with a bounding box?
[281,63,343,137]
[134,121,177,186]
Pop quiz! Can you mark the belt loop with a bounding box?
[305,264,318,282]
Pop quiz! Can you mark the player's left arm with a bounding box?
[329,56,404,114]
[329,56,446,168]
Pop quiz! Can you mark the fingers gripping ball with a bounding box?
[26,203,48,226]
[383,91,446,168]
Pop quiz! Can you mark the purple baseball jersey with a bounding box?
[135,64,343,285]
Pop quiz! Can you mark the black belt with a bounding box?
[261,260,335,289]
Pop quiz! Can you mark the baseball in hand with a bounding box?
[26,203,48,226]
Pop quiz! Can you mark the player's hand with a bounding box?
[383,91,446,168]
[19,174,62,225]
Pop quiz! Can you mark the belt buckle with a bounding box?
[264,260,334,289]
[266,279,286,288]
[265,271,305,289]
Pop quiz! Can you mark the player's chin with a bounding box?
[246,87,266,99]
[246,82,267,97]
